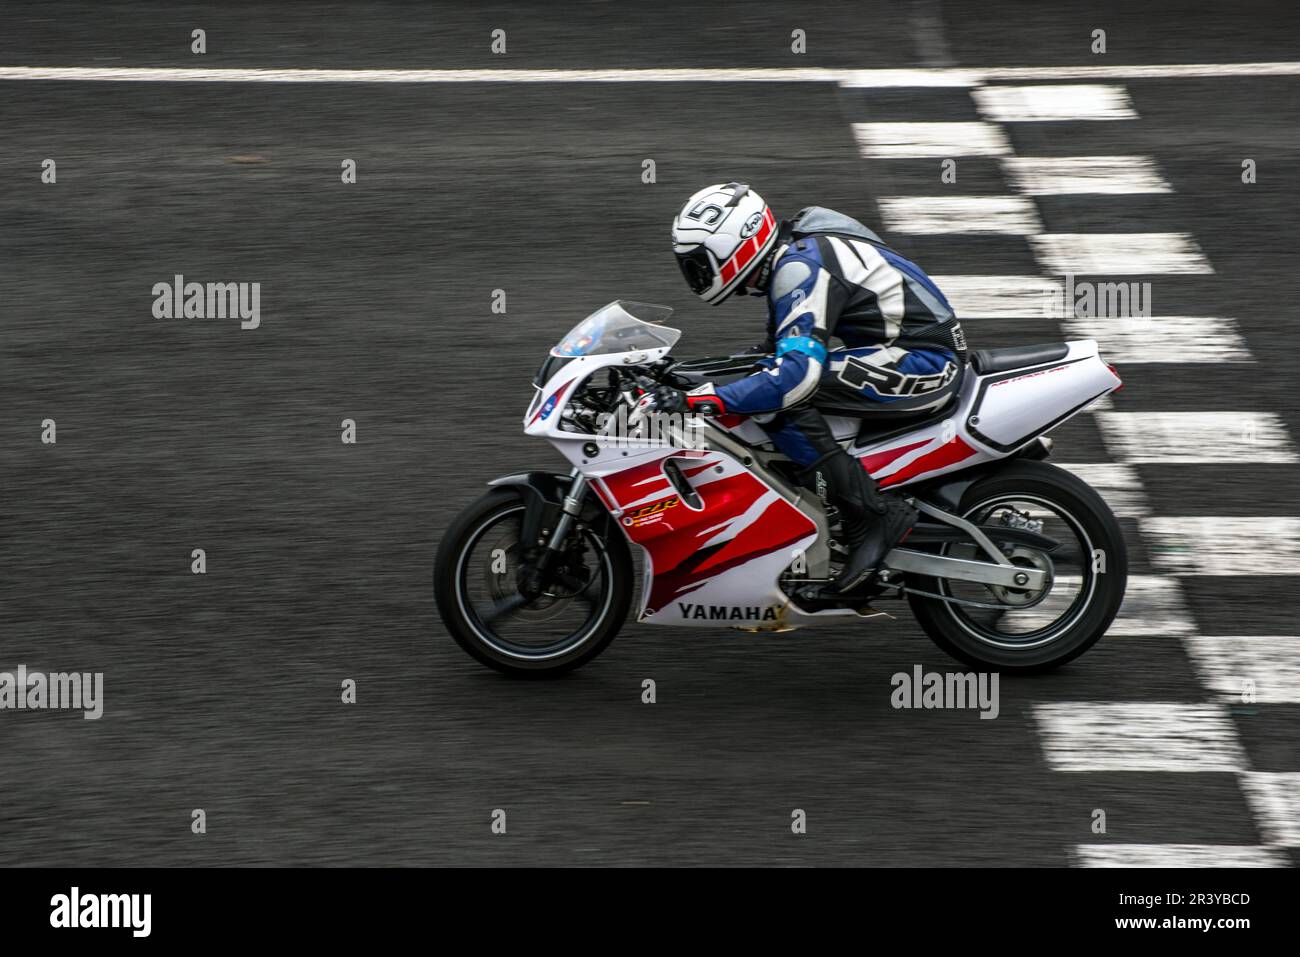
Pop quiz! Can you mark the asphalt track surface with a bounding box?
[1,1,1298,866]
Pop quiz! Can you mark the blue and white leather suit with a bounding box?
[714,208,968,468]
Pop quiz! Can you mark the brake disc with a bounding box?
[496,543,594,624]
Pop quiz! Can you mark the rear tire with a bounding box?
[435,487,633,677]
[906,460,1126,673]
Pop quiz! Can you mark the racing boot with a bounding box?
[819,449,918,595]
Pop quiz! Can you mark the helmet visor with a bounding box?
[675,247,715,296]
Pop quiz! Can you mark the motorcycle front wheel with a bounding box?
[434,487,633,677]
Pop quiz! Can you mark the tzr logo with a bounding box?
[685,201,725,229]
[837,356,957,398]
[740,212,763,238]
[622,497,679,527]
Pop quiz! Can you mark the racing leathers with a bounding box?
[711,207,968,594]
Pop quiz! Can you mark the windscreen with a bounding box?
[552,301,680,357]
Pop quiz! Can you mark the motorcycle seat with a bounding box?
[969,342,1070,375]
[850,395,961,446]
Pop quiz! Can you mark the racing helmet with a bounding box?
[671,182,778,304]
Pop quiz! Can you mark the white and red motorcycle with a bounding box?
[435,300,1127,676]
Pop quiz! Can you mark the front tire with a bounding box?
[435,487,633,677]
[906,460,1127,673]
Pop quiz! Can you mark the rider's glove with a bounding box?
[651,385,726,416]
[631,385,726,426]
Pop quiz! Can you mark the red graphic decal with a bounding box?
[528,379,571,425]
[680,460,719,478]
[990,364,1068,387]
[718,208,775,285]
[859,438,930,477]
[599,456,673,504]
[644,490,812,612]
[599,454,813,614]
[878,437,977,487]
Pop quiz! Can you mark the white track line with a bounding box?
[1185,637,1300,704]
[853,121,1011,158]
[1034,703,1247,772]
[877,195,1042,234]
[1056,463,1149,519]
[928,275,1059,317]
[1074,844,1288,867]
[983,62,1300,81]
[1062,315,1252,363]
[1239,773,1300,846]
[1107,575,1197,637]
[1002,156,1171,195]
[1095,411,1298,463]
[838,68,982,87]
[1031,233,1214,274]
[974,84,1138,122]
[4,63,1299,84]
[1143,517,1300,576]
[970,69,1298,870]
[0,66,851,84]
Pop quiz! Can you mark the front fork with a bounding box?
[518,470,588,599]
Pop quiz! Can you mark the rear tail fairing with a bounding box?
[850,339,1120,487]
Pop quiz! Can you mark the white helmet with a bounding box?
[671,182,778,304]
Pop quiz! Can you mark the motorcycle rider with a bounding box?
[649,182,968,595]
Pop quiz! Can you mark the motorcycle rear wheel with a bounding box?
[906,460,1127,673]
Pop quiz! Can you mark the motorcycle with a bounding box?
[435,300,1127,677]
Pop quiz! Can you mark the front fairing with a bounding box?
[524,347,673,436]
[524,301,681,433]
